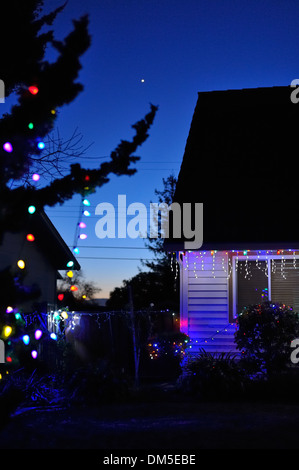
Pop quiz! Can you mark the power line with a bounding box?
[68,245,151,249]
[76,256,153,260]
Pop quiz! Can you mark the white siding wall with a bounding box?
[180,251,236,353]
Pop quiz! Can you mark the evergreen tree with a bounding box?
[0,1,157,366]
[0,1,157,239]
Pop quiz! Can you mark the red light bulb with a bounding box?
[28,86,39,95]
[26,234,35,242]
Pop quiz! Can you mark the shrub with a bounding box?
[147,331,190,361]
[179,349,246,400]
[65,359,130,405]
[234,301,299,375]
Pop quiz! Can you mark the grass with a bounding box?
[1,382,299,449]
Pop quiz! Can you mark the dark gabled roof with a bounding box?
[165,85,299,251]
[29,210,80,270]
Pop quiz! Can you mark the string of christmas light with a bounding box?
[170,252,179,280]
[0,83,87,367]
[181,249,299,280]
[190,322,236,346]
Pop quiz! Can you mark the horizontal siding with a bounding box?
[183,251,236,353]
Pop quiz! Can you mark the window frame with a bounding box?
[231,253,299,320]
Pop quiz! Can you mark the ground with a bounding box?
[1,395,299,450]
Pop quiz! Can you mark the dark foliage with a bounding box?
[178,349,246,400]
[234,301,299,375]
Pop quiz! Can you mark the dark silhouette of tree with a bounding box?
[57,271,101,311]
[0,1,157,365]
[0,1,158,241]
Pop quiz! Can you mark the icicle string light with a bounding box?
[180,249,299,280]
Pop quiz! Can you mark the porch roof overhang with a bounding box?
[30,210,80,270]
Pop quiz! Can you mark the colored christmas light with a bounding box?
[66,270,73,278]
[37,141,45,150]
[28,86,39,95]
[32,173,40,181]
[67,261,74,267]
[70,285,78,291]
[6,306,13,313]
[35,329,42,340]
[79,233,87,240]
[84,175,90,181]
[83,199,90,206]
[83,210,90,216]
[17,259,25,269]
[58,293,64,301]
[28,205,36,214]
[78,222,86,228]
[22,335,30,345]
[26,233,35,242]
[15,313,22,321]
[50,333,57,340]
[28,122,34,129]
[61,311,68,319]
[3,326,12,338]
[3,142,13,152]
[73,247,80,254]
[51,109,56,115]
[31,350,38,359]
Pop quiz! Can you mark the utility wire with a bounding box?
[76,256,153,260]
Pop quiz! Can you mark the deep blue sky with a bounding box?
[41,0,299,298]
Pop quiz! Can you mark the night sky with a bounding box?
[39,0,299,299]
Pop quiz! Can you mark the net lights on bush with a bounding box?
[147,333,191,360]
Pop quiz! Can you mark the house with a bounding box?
[165,85,299,353]
[0,209,80,314]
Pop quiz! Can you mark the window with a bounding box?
[236,260,268,313]
[232,254,299,318]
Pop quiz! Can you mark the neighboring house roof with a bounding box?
[165,85,299,251]
[29,210,80,271]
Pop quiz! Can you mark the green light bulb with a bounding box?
[28,205,36,214]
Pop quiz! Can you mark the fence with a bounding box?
[44,309,180,377]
